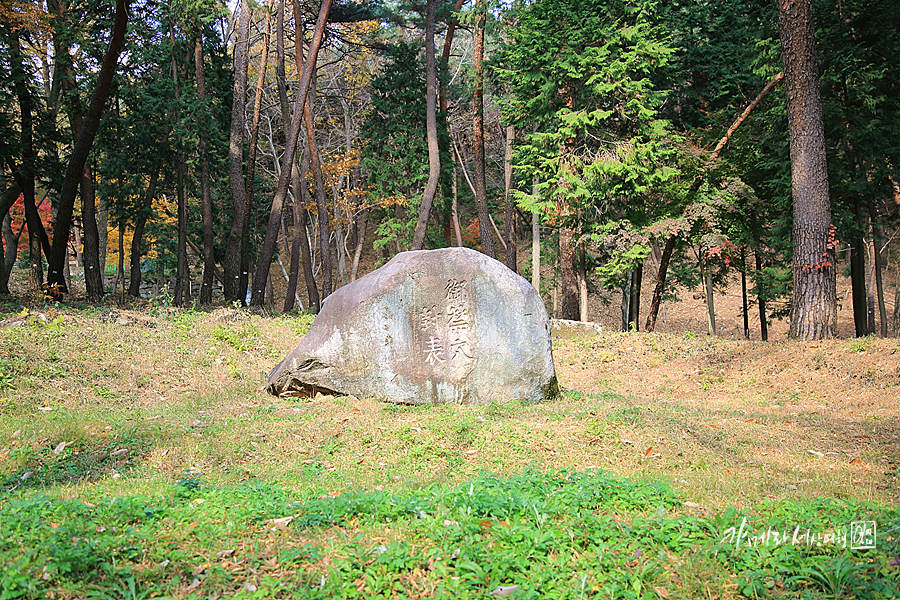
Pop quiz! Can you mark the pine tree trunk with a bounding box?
[349,210,367,282]
[452,166,462,246]
[578,244,588,322]
[223,0,252,303]
[170,24,188,306]
[412,0,440,250]
[705,270,716,335]
[621,272,632,331]
[893,257,900,335]
[865,236,875,335]
[128,168,158,297]
[196,37,215,304]
[438,0,466,115]
[779,0,836,339]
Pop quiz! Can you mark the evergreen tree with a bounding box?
[498,0,680,321]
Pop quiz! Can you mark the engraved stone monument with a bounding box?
[266,247,559,405]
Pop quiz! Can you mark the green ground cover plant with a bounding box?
[1,471,895,599]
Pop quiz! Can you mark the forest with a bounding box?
[2,0,899,340]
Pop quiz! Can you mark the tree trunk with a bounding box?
[629,262,642,331]
[251,0,332,306]
[559,227,579,320]
[223,0,253,303]
[170,24,188,306]
[865,235,876,335]
[578,244,588,322]
[276,0,319,313]
[868,198,888,337]
[195,36,215,304]
[1,212,18,294]
[756,252,769,341]
[438,0,466,116]
[849,205,868,337]
[95,190,109,287]
[349,210,368,282]
[303,84,332,300]
[893,256,900,336]
[116,218,125,303]
[472,0,494,259]
[47,0,130,295]
[702,254,716,335]
[741,248,750,339]
[451,165,462,246]
[9,34,43,293]
[237,0,274,304]
[645,234,676,332]
[127,168,159,297]
[503,124,517,272]
[411,0,440,250]
[779,0,836,339]
[531,210,540,293]
[0,179,22,294]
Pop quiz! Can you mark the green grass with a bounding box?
[2,470,896,599]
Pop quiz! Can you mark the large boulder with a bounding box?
[267,247,558,405]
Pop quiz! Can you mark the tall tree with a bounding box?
[170,20,189,305]
[47,0,130,296]
[778,0,836,339]
[8,34,43,292]
[250,0,332,307]
[195,32,215,303]
[222,0,251,303]
[276,0,319,312]
[411,0,440,250]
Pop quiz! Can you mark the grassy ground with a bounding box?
[0,298,897,599]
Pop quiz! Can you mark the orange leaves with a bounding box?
[320,147,362,188]
[0,0,52,35]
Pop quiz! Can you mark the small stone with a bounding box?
[786,484,798,490]
[489,585,519,597]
